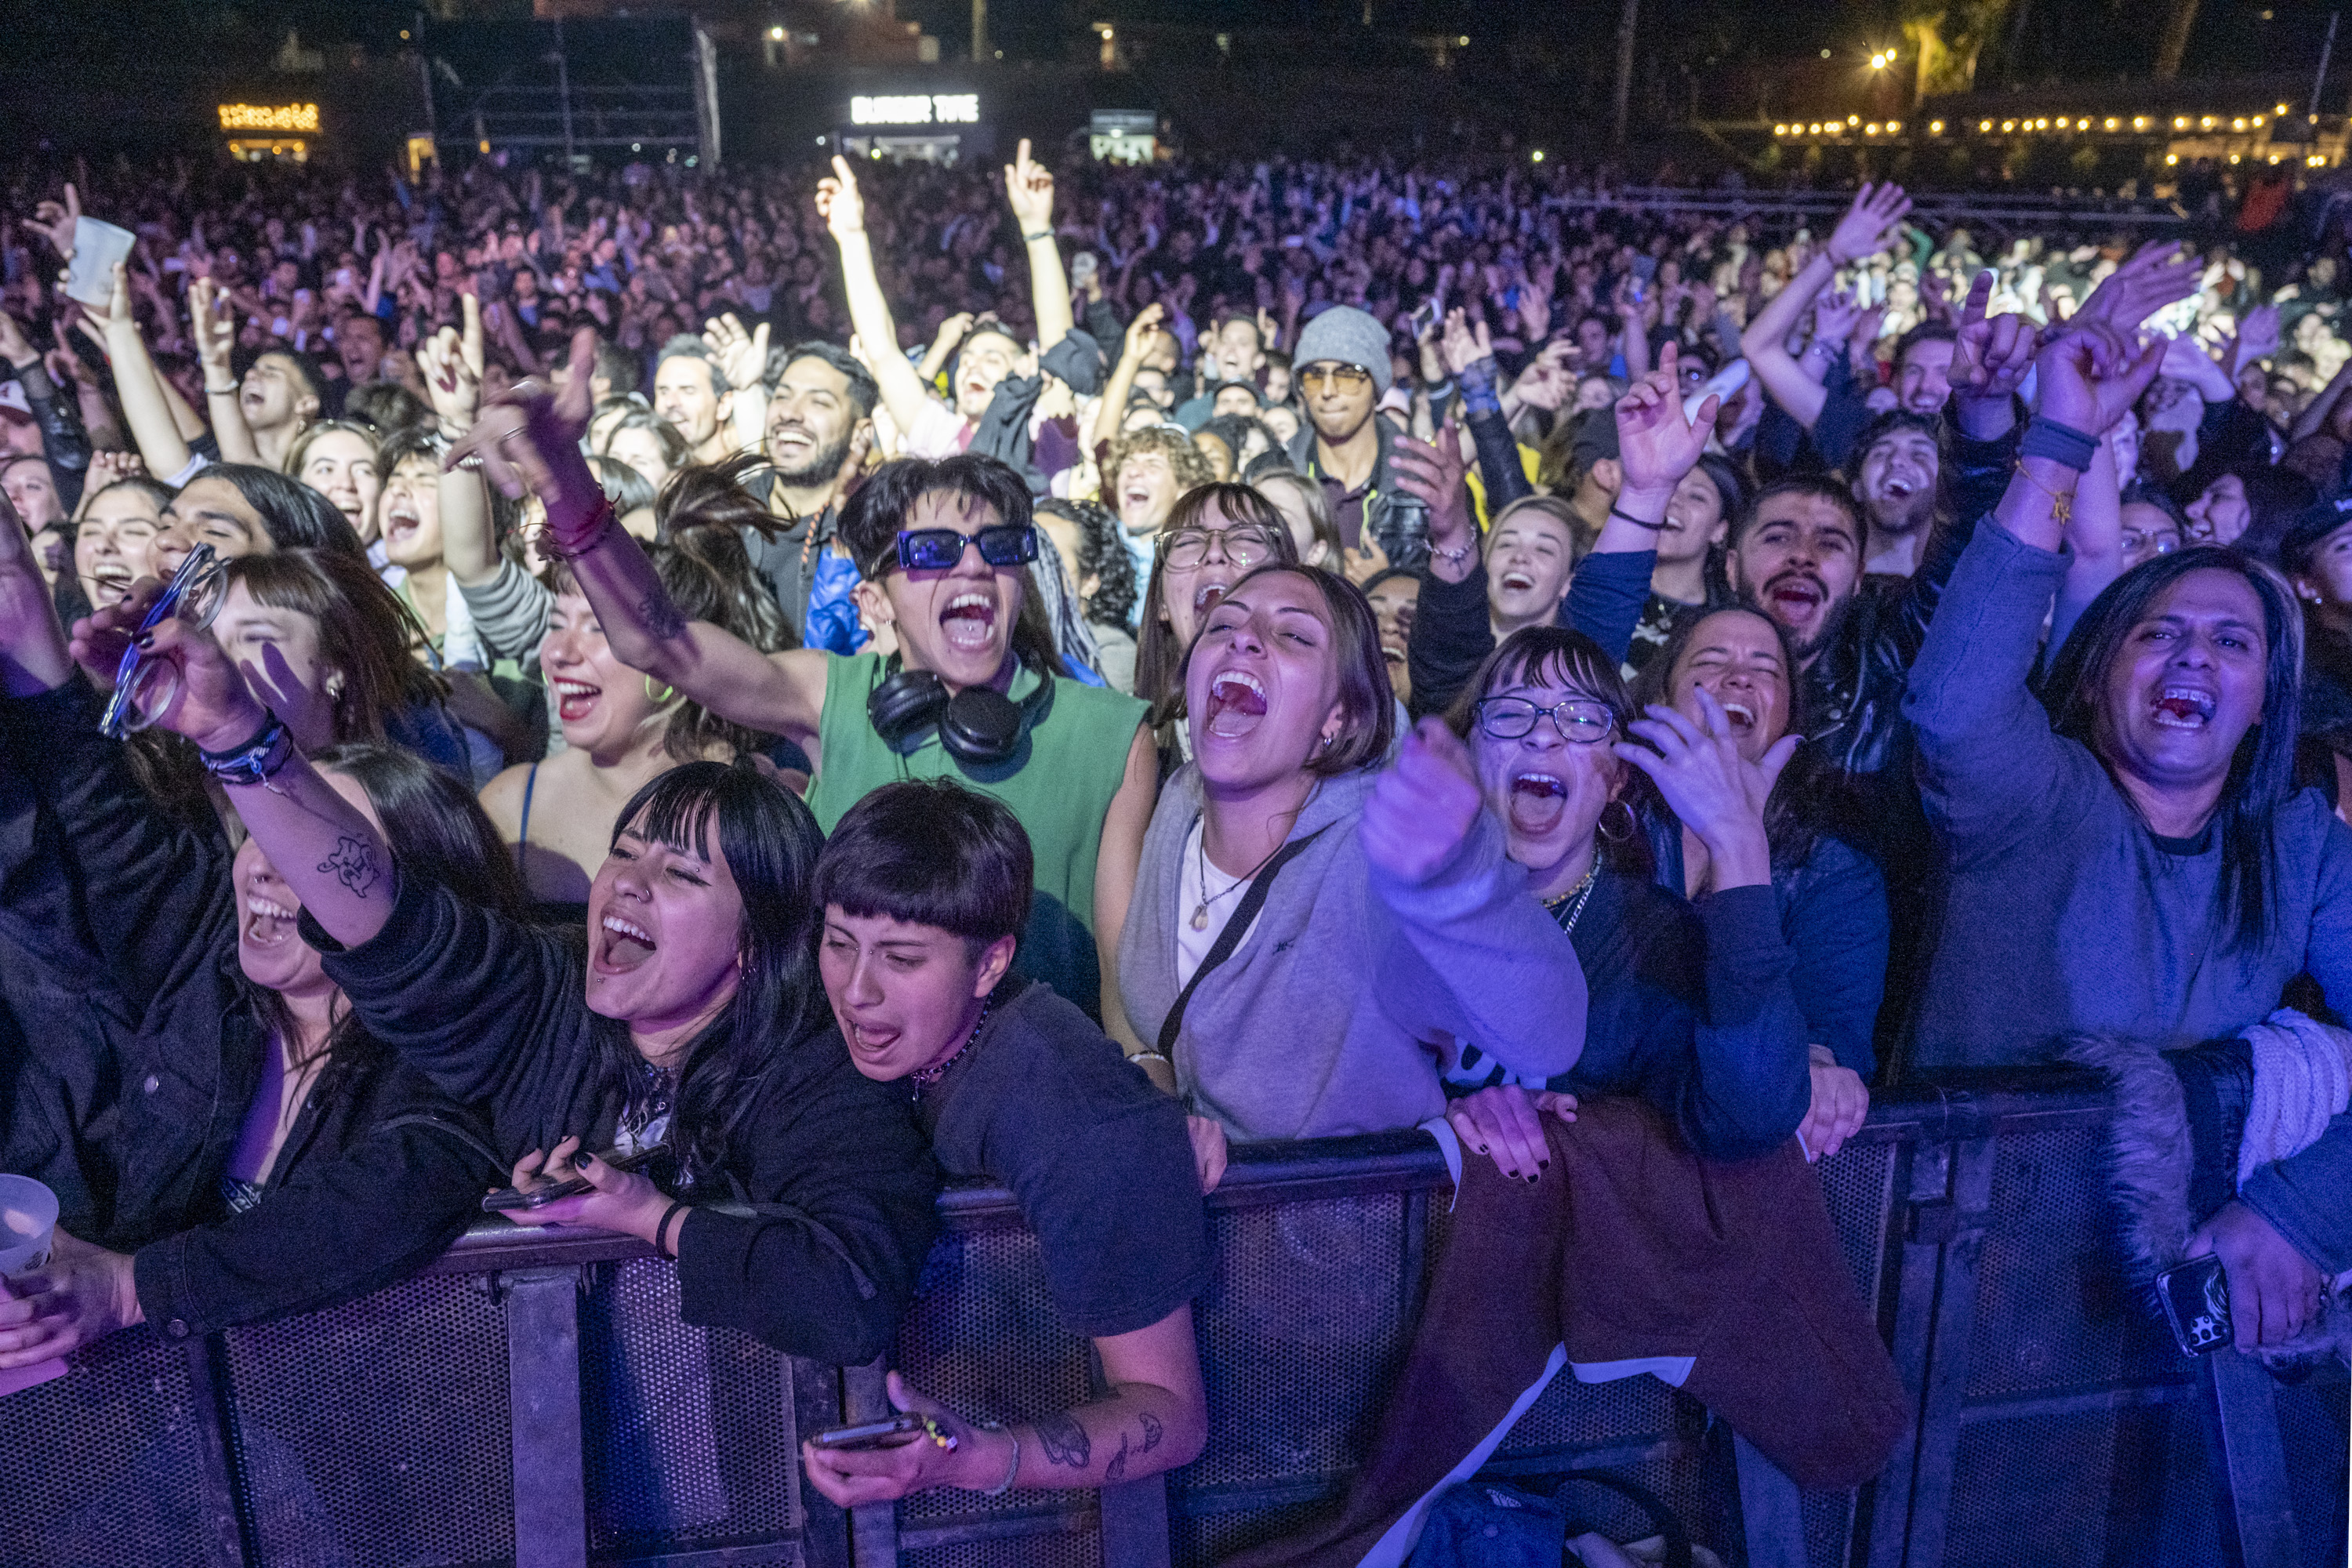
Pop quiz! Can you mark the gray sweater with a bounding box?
[1904,520,2352,1070]
[1118,765,1588,1141]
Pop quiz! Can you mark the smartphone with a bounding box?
[481,1145,662,1213]
[809,1414,924,1451]
[2155,1255,2233,1355]
[1683,358,1751,423]
[1408,298,1442,339]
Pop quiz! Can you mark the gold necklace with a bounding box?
[1192,820,1283,932]
[1541,860,1602,937]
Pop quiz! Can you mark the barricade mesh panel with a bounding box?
[0,1326,205,1567]
[2277,1368,2350,1568]
[1966,1125,2180,1399]
[1494,1365,1679,1453]
[1802,1490,1855,1568]
[221,1270,512,1567]
[580,1256,803,1559]
[906,1530,1103,1568]
[1944,1401,2220,1568]
[1819,1142,1896,1303]
[1174,1497,1349,1566]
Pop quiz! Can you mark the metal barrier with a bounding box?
[1,1077,2343,1568]
[1541,187,2193,227]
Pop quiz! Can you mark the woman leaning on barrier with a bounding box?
[0,499,510,1367]
[67,554,942,1367]
[1904,290,2352,1348]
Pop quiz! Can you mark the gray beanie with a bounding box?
[1292,306,1393,397]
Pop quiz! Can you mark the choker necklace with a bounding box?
[909,998,992,1097]
[1192,819,1283,931]
[1542,861,1602,937]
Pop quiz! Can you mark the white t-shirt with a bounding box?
[1175,816,1262,989]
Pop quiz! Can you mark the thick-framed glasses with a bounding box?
[893,524,1038,573]
[1160,524,1279,571]
[1299,363,1374,394]
[101,543,227,739]
[1472,695,1616,745]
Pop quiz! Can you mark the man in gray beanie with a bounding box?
[1282,305,1429,572]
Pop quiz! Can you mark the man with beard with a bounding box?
[1849,412,1941,578]
[739,343,879,639]
[653,336,739,468]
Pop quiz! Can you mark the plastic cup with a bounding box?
[64,217,136,308]
[0,1175,59,1281]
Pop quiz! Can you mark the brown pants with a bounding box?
[1225,1098,1909,1568]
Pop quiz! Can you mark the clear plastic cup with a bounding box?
[64,217,136,308]
[0,1175,59,1280]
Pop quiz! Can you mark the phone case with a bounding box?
[2156,1255,2233,1355]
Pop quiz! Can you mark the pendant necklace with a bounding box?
[1192,819,1284,932]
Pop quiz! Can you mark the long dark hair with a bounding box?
[246,743,524,1079]
[223,550,449,743]
[2042,546,2303,956]
[1629,604,1825,875]
[595,760,828,1186]
[200,462,366,557]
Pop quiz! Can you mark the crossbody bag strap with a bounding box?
[1156,824,1331,1060]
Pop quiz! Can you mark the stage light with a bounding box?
[769,25,783,39]
[1980,119,1993,132]
[1930,120,1944,134]
[1888,120,1901,132]
[2133,117,2149,129]
[1531,149,1544,162]
[2166,154,2179,165]
[2103,118,2118,130]
[1865,123,1879,135]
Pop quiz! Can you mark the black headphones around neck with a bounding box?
[867,657,1057,769]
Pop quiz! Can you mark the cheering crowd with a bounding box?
[0,139,2348,1535]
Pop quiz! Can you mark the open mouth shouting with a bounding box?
[1498,569,1537,595]
[596,911,659,975]
[768,419,815,463]
[89,561,135,606]
[552,676,602,727]
[938,591,1000,653]
[1507,768,1570,835]
[1762,571,1828,627]
[1718,699,1757,732]
[244,891,300,949]
[382,500,424,553]
[2151,684,2217,729]
[1202,667,1268,739]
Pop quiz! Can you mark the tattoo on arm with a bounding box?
[637,587,688,642]
[1103,1433,1129,1483]
[1033,1411,1091,1470]
[319,836,382,898]
[1139,1412,1163,1453]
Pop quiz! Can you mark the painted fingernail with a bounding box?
[1539,1160,1550,1171]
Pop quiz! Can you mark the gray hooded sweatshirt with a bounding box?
[1119,764,1588,1142]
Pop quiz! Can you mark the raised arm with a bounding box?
[1570,345,1717,661]
[450,332,827,743]
[1091,303,1164,452]
[818,157,945,443]
[1006,140,1075,351]
[1740,184,1910,431]
[416,322,504,587]
[81,267,194,481]
[2050,423,2125,657]
[189,278,259,465]
[703,312,772,459]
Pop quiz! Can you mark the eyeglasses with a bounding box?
[1472,695,1616,745]
[893,524,1038,573]
[2123,532,2181,557]
[1160,524,1279,571]
[100,543,227,739]
[1299,363,1374,394]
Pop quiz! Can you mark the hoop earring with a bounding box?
[1596,798,1637,844]
[644,676,677,705]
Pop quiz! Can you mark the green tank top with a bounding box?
[808,652,1149,1017]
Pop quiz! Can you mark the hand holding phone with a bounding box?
[481,1144,661,1213]
[808,1414,929,1452]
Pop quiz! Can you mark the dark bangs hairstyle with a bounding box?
[1182,562,1395,776]
[1446,625,1646,873]
[200,462,366,557]
[2042,546,2304,956]
[596,760,828,1186]
[1138,482,1302,725]
[1629,604,1826,874]
[815,781,1034,964]
[223,550,449,742]
[249,742,524,1080]
[836,453,1066,677]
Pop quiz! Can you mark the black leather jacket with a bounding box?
[7,358,93,513]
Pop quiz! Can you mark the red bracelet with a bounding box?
[534,494,617,562]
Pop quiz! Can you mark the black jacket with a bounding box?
[310,876,941,1366]
[7,359,93,514]
[0,683,501,1338]
[1284,418,1432,572]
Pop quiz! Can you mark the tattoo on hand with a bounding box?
[1104,1434,1129,1483]
[637,588,688,642]
[1033,1412,1090,1469]
[1139,1412,1163,1453]
[319,837,381,898]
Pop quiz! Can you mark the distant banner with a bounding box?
[219,103,321,133]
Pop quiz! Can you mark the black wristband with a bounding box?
[1608,505,1668,532]
[199,712,294,789]
[2019,415,2098,474]
[657,1201,689,1259]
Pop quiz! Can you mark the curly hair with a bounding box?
[1036,497,1138,630]
[1101,424,1214,503]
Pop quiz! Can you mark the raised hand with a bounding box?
[815,156,867,240]
[1003,137,1055,234]
[1120,301,1167,366]
[2072,240,2199,336]
[188,276,236,382]
[2038,321,2166,439]
[1810,287,1862,350]
[1613,341,1718,512]
[1510,339,1576,414]
[1388,426,1472,561]
[67,579,263,753]
[20,184,80,263]
[2160,331,2236,401]
[1950,270,2036,425]
[445,328,604,532]
[0,309,34,372]
[2224,303,2281,378]
[1438,307,1493,378]
[1824,182,1911,268]
[1361,717,1486,885]
[702,310,771,393]
[417,324,481,434]
[1612,687,1795,890]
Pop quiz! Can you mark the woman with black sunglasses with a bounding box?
[451,336,1160,1047]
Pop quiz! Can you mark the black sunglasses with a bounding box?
[894,523,1038,573]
